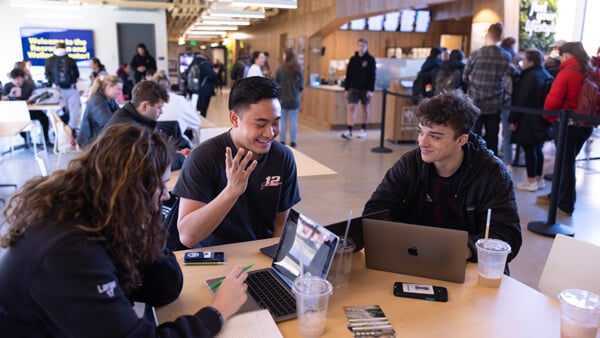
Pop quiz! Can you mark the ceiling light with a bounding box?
[200,17,250,25]
[186,31,228,37]
[210,42,219,47]
[231,0,297,9]
[207,8,265,19]
[191,25,238,31]
[178,36,185,45]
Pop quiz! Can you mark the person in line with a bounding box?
[342,37,376,140]
[3,67,52,146]
[116,62,134,101]
[363,91,522,265]
[173,76,301,248]
[154,71,201,145]
[434,49,467,95]
[544,39,566,77]
[462,22,511,156]
[536,41,595,216]
[89,57,108,83]
[130,42,157,84]
[77,75,121,148]
[0,124,248,337]
[275,48,304,148]
[45,41,82,137]
[509,49,553,192]
[246,51,266,77]
[104,80,185,170]
[188,52,216,118]
[261,51,272,78]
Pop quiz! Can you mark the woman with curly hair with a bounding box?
[0,124,248,337]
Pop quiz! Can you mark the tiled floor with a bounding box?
[1,89,599,292]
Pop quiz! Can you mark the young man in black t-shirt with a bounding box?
[174,77,301,248]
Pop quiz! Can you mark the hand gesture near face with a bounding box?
[224,147,257,197]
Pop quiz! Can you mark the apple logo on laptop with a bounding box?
[408,246,419,256]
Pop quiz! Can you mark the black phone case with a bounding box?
[393,282,448,302]
[183,251,225,263]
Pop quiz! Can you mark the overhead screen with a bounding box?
[339,9,430,33]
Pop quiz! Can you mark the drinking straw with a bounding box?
[484,208,492,243]
[343,209,353,246]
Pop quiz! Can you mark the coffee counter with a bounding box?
[300,85,382,130]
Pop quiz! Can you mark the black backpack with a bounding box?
[53,56,73,89]
[412,71,433,104]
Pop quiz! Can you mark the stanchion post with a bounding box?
[371,88,393,153]
[527,109,574,237]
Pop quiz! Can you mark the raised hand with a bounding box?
[224,147,257,197]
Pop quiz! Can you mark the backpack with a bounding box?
[53,56,73,89]
[574,75,600,126]
[412,71,433,104]
[186,60,207,94]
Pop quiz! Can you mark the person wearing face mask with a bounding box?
[544,40,566,77]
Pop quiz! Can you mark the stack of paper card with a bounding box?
[344,305,396,338]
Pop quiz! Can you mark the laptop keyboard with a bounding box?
[246,270,296,319]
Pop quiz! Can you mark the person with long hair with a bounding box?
[0,124,248,337]
[537,41,594,216]
[509,49,553,192]
[275,48,304,147]
[77,75,121,148]
[246,51,265,77]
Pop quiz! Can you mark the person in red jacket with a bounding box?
[536,42,594,216]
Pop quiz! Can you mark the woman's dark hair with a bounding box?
[449,49,465,62]
[1,125,171,293]
[415,91,480,138]
[250,51,264,65]
[559,41,592,73]
[229,76,280,115]
[282,48,301,75]
[524,48,544,67]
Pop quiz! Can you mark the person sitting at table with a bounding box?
[173,76,301,248]
[363,91,522,265]
[2,67,52,146]
[77,75,121,148]
[104,80,186,170]
[0,124,249,337]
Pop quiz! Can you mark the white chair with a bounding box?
[538,234,600,298]
[0,101,46,155]
[48,111,78,154]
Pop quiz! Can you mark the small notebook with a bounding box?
[344,305,396,338]
[216,309,283,338]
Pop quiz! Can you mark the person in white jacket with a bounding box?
[246,51,265,77]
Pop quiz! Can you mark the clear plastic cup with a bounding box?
[558,289,600,338]
[327,241,355,287]
[475,238,511,288]
[292,275,333,338]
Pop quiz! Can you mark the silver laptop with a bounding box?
[362,219,468,283]
[207,209,339,322]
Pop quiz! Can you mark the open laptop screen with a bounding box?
[272,209,339,287]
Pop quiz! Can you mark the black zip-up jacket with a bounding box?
[363,133,521,262]
[0,223,223,337]
[344,51,376,92]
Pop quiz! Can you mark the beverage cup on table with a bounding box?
[475,238,511,288]
[292,275,333,338]
[558,289,600,338]
[328,241,355,287]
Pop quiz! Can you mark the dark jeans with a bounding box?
[557,125,593,213]
[521,143,544,178]
[474,112,500,155]
[196,95,211,118]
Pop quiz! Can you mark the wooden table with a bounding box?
[156,238,561,337]
[27,103,63,111]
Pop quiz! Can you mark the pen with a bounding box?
[209,264,253,290]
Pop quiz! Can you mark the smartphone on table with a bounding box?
[393,282,448,302]
[183,251,226,265]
